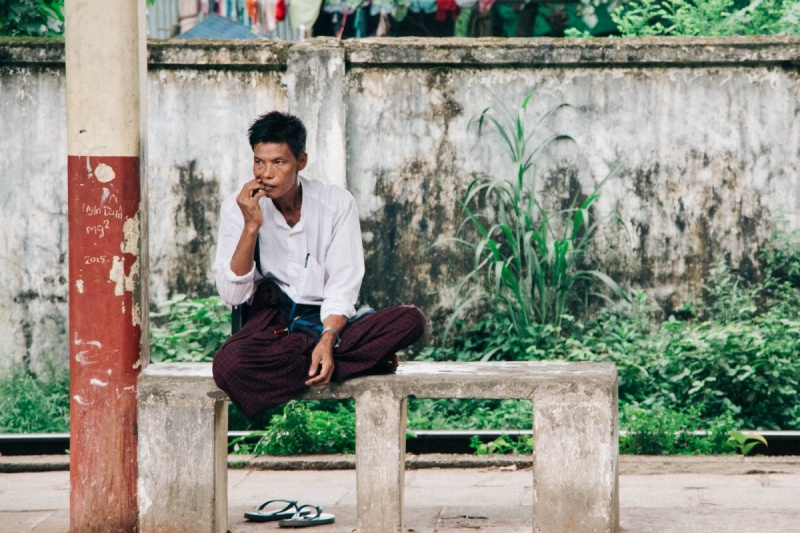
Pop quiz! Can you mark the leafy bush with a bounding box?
[470,434,533,455]
[610,0,800,37]
[427,238,800,431]
[407,398,533,430]
[0,362,69,432]
[0,0,63,37]
[231,400,355,455]
[150,294,231,363]
[620,404,737,455]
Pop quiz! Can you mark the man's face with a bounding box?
[252,142,308,201]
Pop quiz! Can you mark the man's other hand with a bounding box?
[236,179,267,231]
[306,339,334,386]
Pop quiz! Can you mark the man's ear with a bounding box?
[297,152,308,171]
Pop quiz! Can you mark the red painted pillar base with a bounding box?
[68,155,142,532]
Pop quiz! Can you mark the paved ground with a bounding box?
[1,456,799,533]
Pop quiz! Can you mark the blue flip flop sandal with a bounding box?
[244,499,310,522]
[278,504,336,528]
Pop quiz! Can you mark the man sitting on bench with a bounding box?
[211,111,426,419]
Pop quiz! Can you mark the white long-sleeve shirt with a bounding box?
[213,175,365,322]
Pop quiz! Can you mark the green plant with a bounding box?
[407,398,533,430]
[426,228,800,431]
[0,0,62,36]
[149,294,231,363]
[231,400,355,455]
[611,0,800,37]
[620,404,737,455]
[727,430,768,456]
[0,362,70,433]
[444,90,625,349]
[470,434,533,455]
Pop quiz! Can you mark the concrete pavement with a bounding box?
[1,455,799,533]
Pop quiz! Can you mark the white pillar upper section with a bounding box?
[65,0,147,157]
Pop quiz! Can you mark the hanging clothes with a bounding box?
[353,6,367,36]
[409,0,438,14]
[435,0,458,21]
[392,0,411,21]
[370,0,392,16]
[276,0,287,21]
[454,6,472,36]
[290,0,325,29]
[375,11,391,35]
[260,0,278,32]
[477,0,494,16]
[495,3,519,36]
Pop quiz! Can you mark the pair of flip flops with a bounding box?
[245,499,335,528]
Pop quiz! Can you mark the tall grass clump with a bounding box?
[445,89,625,352]
[0,362,70,433]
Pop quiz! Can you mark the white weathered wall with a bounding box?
[1,37,799,369]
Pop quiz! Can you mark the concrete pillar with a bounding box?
[65,0,148,531]
[286,39,347,188]
[355,388,407,532]
[532,380,619,533]
[138,377,229,533]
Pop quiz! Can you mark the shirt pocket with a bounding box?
[297,255,325,300]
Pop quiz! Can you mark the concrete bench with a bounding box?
[137,361,619,533]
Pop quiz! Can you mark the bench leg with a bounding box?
[532,381,619,533]
[138,382,229,533]
[355,389,407,533]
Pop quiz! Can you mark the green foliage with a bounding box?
[446,90,625,348]
[727,430,768,456]
[0,362,69,432]
[470,434,533,455]
[611,0,800,37]
[407,398,532,430]
[620,404,737,455]
[429,225,800,431]
[149,294,231,363]
[0,0,63,36]
[0,0,157,36]
[231,400,355,455]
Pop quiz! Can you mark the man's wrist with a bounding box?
[320,327,341,348]
[243,223,260,235]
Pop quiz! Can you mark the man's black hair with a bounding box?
[248,111,307,159]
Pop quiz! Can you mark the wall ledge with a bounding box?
[1,35,799,69]
[345,36,800,67]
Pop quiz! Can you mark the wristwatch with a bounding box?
[320,326,342,349]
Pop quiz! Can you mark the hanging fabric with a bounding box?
[370,0,392,16]
[260,0,278,32]
[391,0,411,21]
[290,0,325,29]
[454,6,472,35]
[409,0,438,15]
[276,0,287,21]
[353,6,367,37]
[375,11,390,35]
[477,0,494,15]
[435,0,458,21]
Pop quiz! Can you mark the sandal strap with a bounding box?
[292,504,322,520]
[257,499,297,514]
